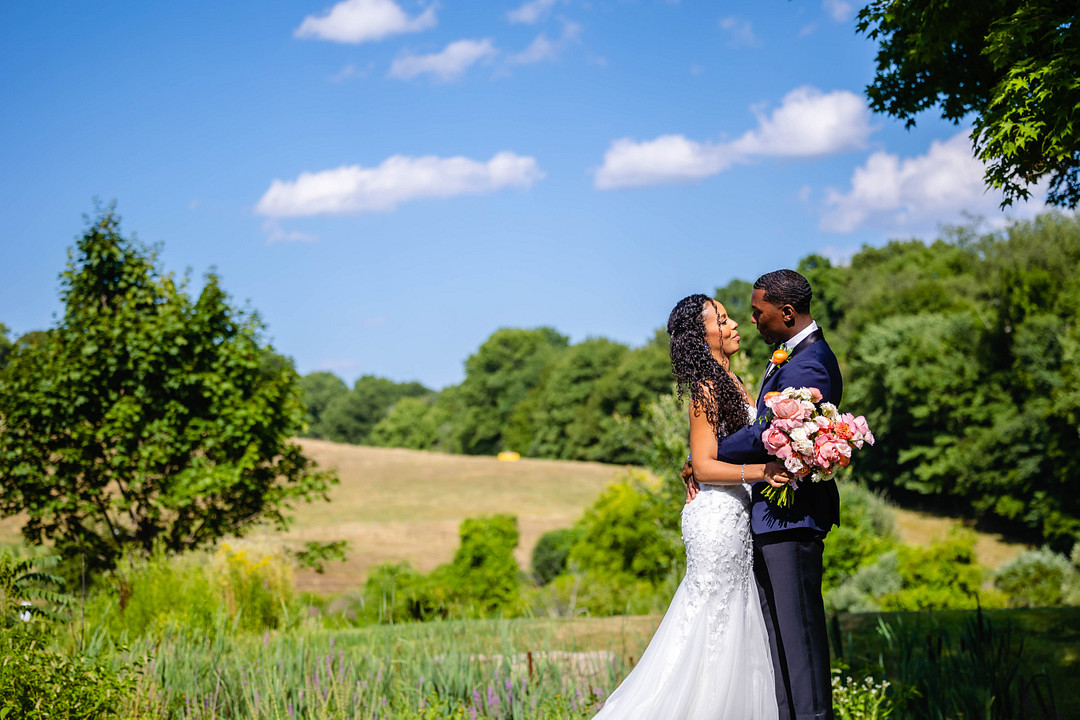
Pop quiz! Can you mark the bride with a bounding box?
[591,294,781,720]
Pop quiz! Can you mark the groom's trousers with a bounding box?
[754,532,833,720]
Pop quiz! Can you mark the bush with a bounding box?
[826,551,902,614]
[86,542,295,640]
[356,515,525,624]
[879,530,1002,611]
[446,514,524,617]
[531,527,582,585]
[995,546,1079,607]
[567,470,683,587]
[0,623,136,719]
[361,561,450,623]
[526,569,672,617]
[823,483,899,593]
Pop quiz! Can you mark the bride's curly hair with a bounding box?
[667,294,750,435]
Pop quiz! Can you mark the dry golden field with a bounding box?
[248,440,626,594]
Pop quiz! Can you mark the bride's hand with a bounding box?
[763,461,793,489]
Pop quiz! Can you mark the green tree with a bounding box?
[298,371,348,438]
[320,375,430,445]
[0,323,12,370]
[585,332,674,463]
[367,395,442,451]
[0,208,335,570]
[857,0,1080,207]
[454,327,568,455]
[526,337,628,459]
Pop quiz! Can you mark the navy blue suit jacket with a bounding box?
[717,329,843,536]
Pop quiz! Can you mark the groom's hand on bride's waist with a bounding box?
[681,460,699,502]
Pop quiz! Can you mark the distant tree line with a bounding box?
[297,213,1080,549]
[300,327,676,464]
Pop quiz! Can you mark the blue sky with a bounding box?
[0,0,1048,389]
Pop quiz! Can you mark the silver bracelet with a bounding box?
[740,464,745,482]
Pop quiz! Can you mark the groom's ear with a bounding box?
[780,304,796,326]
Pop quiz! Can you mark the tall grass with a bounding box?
[116,618,630,719]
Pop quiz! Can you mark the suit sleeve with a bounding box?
[715,357,838,465]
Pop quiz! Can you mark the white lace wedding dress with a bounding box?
[592,407,778,720]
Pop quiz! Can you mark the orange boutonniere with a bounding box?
[770,344,791,366]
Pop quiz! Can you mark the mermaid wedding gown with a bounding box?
[592,407,778,719]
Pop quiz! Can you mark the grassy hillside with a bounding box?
[0,439,1028,595]
[250,440,625,594]
[258,440,1028,594]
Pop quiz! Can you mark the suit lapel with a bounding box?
[756,328,825,404]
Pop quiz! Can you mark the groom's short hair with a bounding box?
[755,269,812,314]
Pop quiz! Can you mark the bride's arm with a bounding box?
[688,400,766,485]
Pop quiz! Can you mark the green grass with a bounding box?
[114,615,657,719]
[831,607,1080,719]
[88,607,1080,719]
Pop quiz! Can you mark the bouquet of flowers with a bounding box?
[759,386,874,509]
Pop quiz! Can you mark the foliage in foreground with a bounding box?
[856,0,1080,209]
[0,623,137,720]
[0,206,336,572]
[834,608,1073,720]
[85,542,297,641]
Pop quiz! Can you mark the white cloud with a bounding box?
[507,20,581,65]
[729,87,872,157]
[329,62,374,82]
[594,135,737,189]
[507,0,558,24]
[818,245,859,266]
[821,131,1047,233]
[262,219,318,244]
[389,38,497,81]
[509,34,557,64]
[595,87,871,189]
[823,0,854,22]
[255,152,544,217]
[295,0,436,44]
[718,17,758,47]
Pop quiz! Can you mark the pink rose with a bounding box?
[814,434,853,471]
[772,397,804,420]
[773,417,804,432]
[851,415,875,445]
[808,387,823,402]
[762,427,793,458]
[813,416,832,431]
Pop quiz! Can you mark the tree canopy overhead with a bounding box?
[857,0,1080,207]
[0,207,336,570]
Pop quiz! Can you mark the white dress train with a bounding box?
[592,409,778,720]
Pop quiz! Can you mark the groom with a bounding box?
[689,269,841,720]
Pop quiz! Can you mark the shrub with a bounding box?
[879,530,999,611]
[0,624,136,720]
[527,569,670,617]
[531,527,582,585]
[826,551,902,613]
[446,514,524,617]
[361,561,450,623]
[823,483,899,593]
[86,542,295,639]
[567,470,683,587]
[994,546,1078,607]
